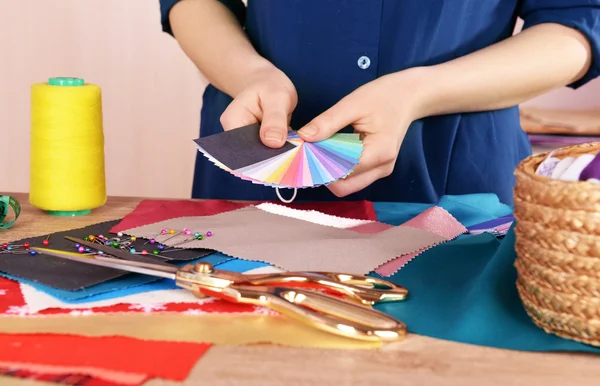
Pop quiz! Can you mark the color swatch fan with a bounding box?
[194,123,363,189]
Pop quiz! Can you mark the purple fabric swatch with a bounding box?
[579,152,600,181]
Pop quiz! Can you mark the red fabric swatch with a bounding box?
[0,334,211,382]
[110,199,377,233]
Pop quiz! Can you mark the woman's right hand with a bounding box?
[219,65,298,148]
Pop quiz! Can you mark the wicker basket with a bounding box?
[513,142,600,347]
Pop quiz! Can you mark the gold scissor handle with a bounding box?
[194,283,406,342]
[242,271,408,305]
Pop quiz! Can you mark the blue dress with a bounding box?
[159,0,600,206]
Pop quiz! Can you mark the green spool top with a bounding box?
[44,76,90,217]
[48,77,84,87]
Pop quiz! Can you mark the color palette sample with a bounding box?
[194,123,363,189]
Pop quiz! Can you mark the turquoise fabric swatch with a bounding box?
[372,194,600,353]
[374,227,599,353]
[215,259,270,272]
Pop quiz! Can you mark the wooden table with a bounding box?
[1,193,599,386]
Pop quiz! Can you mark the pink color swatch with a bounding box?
[374,207,467,276]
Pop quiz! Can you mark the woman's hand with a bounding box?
[220,65,298,148]
[170,0,298,148]
[297,68,428,197]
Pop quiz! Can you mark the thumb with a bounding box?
[297,97,360,142]
[260,94,294,148]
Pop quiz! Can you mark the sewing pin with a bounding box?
[171,230,213,248]
[160,228,193,245]
[155,228,185,244]
[142,229,169,245]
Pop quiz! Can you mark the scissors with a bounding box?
[32,236,409,342]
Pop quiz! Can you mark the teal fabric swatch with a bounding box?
[373,194,600,353]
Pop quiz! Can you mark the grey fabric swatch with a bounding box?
[123,206,448,274]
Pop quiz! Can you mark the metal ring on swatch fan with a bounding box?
[276,188,298,203]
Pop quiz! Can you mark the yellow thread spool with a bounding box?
[29,77,106,216]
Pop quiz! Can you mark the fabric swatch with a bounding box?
[0,313,380,350]
[0,219,213,291]
[0,362,147,385]
[124,206,448,274]
[467,214,515,236]
[110,198,377,233]
[210,205,466,276]
[256,203,372,228]
[20,283,196,314]
[374,206,467,276]
[0,334,212,381]
[374,194,514,228]
[0,365,139,386]
[373,227,599,354]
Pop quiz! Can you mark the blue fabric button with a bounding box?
[357,55,371,69]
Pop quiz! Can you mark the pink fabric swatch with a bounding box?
[373,207,467,276]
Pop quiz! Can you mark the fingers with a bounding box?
[297,93,362,142]
[327,135,398,197]
[328,168,389,197]
[220,92,293,148]
[259,93,293,148]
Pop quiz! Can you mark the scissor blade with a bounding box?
[64,236,174,268]
[31,247,177,280]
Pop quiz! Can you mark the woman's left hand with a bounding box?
[297,68,428,197]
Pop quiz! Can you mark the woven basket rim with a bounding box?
[515,141,600,185]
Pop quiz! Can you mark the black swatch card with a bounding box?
[194,123,297,170]
[0,219,213,291]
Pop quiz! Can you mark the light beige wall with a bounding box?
[0,1,598,198]
[0,0,208,198]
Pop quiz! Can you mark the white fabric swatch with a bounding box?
[255,203,372,228]
[20,285,198,313]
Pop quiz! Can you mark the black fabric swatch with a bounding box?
[194,123,297,170]
[0,219,213,291]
